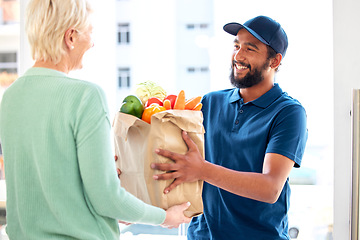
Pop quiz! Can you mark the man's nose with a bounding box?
[234,48,245,61]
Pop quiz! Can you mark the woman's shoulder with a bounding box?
[66,76,100,89]
[62,77,105,98]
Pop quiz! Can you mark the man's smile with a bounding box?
[233,61,251,73]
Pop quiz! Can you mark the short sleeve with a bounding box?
[266,104,308,167]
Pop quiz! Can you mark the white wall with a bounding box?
[333,0,360,238]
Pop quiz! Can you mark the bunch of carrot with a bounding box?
[138,89,203,124]
[164,90,202,111]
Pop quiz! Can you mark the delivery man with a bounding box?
[151,15,308,240]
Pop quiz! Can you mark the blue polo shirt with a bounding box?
[188,83,308,240]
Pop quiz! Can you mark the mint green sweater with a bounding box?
[0,68,166,240]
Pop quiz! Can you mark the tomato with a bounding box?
[141,103,166,124]
[163,94,177,109]
[145,97,163,107]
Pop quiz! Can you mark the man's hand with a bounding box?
[151,131,206,194]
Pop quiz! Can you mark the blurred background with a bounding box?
[0,0,336,239]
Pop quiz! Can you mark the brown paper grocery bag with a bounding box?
[113,110,205,217]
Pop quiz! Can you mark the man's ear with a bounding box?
[270,53,283,69]
[64,28,76,50]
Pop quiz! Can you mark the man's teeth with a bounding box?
[235,64,248,70]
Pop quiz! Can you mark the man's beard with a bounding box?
[230,60,270,88]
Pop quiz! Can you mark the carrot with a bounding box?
[185,96,202,110]
[173,90,185,110]
[192,103,202,111]
[163,99,172,110]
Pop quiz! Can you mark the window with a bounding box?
[187,66,209,73]
[187,67,195,73]
[117,23,130,44]
[186,23,209,30]
[200,67,209,72]
[0,52,17,73]
[118,68,131,88]
[0,0,20,24]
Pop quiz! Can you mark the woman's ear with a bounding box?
[64,28,76,50]
[270,53,283,69]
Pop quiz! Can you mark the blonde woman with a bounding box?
[0,0,190,239]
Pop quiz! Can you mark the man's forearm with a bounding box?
[201,161,282,203]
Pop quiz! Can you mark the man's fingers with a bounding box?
[155,148,183,161]
[164,178,184,194]
[155,131,199,162]
[151,162,178,172]
[153,170,180,181]
[182,131,198,151]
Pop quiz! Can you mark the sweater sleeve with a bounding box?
[73,84,166,225]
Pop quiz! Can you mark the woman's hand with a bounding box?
[118,220,131,226]
[115,155,121,179]
[161,202,192,229]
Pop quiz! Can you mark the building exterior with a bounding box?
[0,0,216,110]
[115,0,214,105]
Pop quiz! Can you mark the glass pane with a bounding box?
[0,52,16,62]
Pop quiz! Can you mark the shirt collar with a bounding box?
[23,67,68,78]
[229,83,283,108]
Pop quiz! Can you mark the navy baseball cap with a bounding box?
[223,16,288,57]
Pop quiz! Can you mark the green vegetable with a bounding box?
[120,95,144,118]
[135,81,167,105]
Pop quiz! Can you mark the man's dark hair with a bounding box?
[267,46,280,72]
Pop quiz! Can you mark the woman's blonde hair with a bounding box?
[25,0,92,64]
